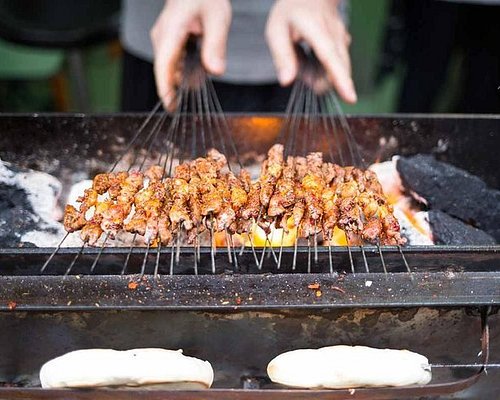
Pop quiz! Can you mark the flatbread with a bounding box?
[40,348,214,389]
[267,345,432,389]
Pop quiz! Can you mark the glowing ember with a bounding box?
[324,227,348,246]
[247,221,297,247]
[370,159,433,244]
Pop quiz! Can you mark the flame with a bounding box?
[214,232,227,247]
[214,220,349,248]
[326,227,348,246]
[248,117,281,130]
[247,221,297,247]
[247,220,348,247]
[385,192,401,206]
[402,210,425,236]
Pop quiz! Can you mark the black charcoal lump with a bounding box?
[397,155,500,242]
[429,210,496,245]
[0,183,37,247]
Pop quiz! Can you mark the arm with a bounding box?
[150,0,232,109]
[265,0,357,103]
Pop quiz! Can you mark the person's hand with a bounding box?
[265,0,357,103]
[150,0,232,109]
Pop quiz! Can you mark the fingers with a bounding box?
[151,0,231,109]
[151,11,190,109]
[295,18,357,103]
[266,0,357,103]
[200,2,231,75]
[317,44,357,104]
[152,37,186,110]
[325,17,352,75]
[265,12,298,86]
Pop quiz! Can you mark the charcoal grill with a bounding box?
[0,113,499,399]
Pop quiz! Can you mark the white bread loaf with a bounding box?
[40,348,214,389]
[267,345,431,389]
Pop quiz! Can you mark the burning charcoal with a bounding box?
[397,155,500,241]
[393,209,433,245]
[429,210,496,245]
[0,160,67,247]
[0,184,38,247]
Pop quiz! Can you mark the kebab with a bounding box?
[64,147,405,247]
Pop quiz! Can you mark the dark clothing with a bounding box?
[121,50,158,112]
[210,80,292,112]
[397,0,500,113]
[121,51,291,112]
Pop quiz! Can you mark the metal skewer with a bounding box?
[64,242,86,276]
[140,241,151,277]
[90,232,110,273]
[429,363,500,369]
[40,232,69,273]
[154,242,162,278]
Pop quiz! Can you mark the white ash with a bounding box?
[22,230,83,248]
[0,160,61,223]
[67,179,93,209]
[393,208,433,246]
[0,159,71,247]
[243,163,261,180]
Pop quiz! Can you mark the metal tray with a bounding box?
[0,306,497,399]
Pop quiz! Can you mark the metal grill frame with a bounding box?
[0,113,498,308]
[0,113,499,399]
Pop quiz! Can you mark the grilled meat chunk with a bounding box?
[64,147,404,247]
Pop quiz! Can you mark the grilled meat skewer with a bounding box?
[64,147,405,247]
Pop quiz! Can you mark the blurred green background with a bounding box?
[0,0,449,113]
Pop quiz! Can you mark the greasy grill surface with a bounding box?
[0,114,499,399]
[0,385,484,400]
[0,114,498,305]
[0,245,498,275]
[1,272,499,310]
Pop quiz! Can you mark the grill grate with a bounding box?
[37,44,416,280]
[41,38,246,278]
[16,245,498,276]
